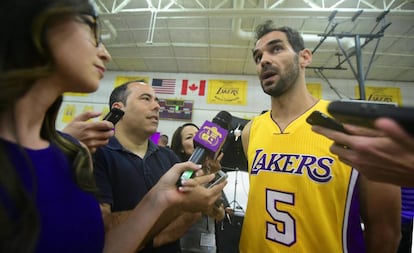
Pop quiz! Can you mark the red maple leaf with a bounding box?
[189,83,198,91]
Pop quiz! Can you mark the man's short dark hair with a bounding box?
[254,20,305,54]
[109,80,146,108]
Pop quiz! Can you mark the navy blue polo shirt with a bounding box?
[93,136,181,253]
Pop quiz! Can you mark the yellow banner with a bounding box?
[64,92,88,97]
[207,80,247,105]
[83,105,94,112]
[354,86,402,105]
[114,76,150,88]
[61,104,77,123]
[307,82,322,99]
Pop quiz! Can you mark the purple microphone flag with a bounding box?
[193,120,228,153]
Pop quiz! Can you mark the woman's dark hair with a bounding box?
[170,123,199,161]
[0,1,97,252]
[254,20,305,54]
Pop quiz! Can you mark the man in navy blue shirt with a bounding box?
[94,80,200,253]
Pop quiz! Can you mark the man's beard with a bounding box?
[262,55,300,98]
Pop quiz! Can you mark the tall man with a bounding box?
[93,81,200,253]
[239,20,401,253]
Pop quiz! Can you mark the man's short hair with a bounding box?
[254,20,305,54]
[108,80,146,108]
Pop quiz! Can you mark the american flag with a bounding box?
[151,78,176,94]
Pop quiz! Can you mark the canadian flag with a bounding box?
[181,80,206,96]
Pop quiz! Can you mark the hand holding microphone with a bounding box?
[176,111,232,186]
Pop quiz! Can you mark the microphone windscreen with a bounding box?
[212,111,232,130]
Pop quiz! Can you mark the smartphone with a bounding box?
[306,110,348,133]
[103,108,124,125]
[207,170,228,189]
[328,100,414,135]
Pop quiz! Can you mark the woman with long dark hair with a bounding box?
[0,1,226,252]
[171,123,225,253]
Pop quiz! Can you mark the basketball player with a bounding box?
[239,21,401,252]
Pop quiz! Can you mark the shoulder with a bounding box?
[92,137,125,165]
[242,120,253,137]
[242,113,268,138]
[94,137,122,153]
[148,141,180,163]
[250,112,271,130]
[158,146,181,162]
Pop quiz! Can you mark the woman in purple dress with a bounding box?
[0,1,226,252]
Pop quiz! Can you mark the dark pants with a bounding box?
[398,219,413,253]
[216,215,244,253]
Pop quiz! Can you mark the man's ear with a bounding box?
[112,102,124,109]
[299,48,312,68]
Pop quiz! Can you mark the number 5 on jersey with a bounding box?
[266,190,296,246]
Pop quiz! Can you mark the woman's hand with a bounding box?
[153,161,227,213]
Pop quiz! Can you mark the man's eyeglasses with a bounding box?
[77,14,102,47]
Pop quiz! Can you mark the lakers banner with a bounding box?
[307,83,322,99]
[207,80,247,105]
[114,76,150,88]
[354,86,402,105]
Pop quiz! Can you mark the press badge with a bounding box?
[200,233,215,247]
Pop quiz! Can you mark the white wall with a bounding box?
[57,70,414,142]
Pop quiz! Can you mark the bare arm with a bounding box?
[146,170,226,247]
[103,209,200,250]
[241,120,252,158]
[102,187,176,253]
[152,212,202,247]
[358,175,401,253]
[102,162,227,253]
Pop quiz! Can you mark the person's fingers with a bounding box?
[203,159,221,174]
[193,173,216,185]
[208,180,227,194]
[177,183,196,192]
[311,125,350,147]
[329,143,354,162]
[343,123,384,137]
[216,152,224,162]
[86,121,114,131]
[78,125,114,143]
[375,118,414,146]
[84,138,111,148]
[173,162,202,177]
[73,111,102,122]
[194,169,205,177]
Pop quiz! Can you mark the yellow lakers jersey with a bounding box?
[239,100,365,253]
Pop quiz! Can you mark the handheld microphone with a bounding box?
[177,111,232,186]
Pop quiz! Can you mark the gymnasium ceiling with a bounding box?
[96,0,414,83]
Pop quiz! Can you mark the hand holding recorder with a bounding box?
[310,100,414,187]
[327,100,414,136]
[62,110,122,153]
